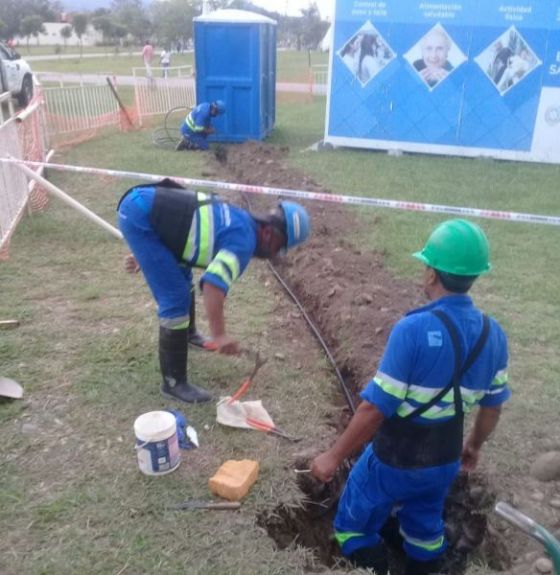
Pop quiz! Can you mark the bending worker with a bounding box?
[176,100,225,151]
[311,219,510,575]
[117,178,310,404]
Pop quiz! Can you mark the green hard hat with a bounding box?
[412,219,492,276]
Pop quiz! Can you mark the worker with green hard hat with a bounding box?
[311,219,511,575]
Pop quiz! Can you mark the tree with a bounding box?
[71,13,88,58]
[21,14,45,51]
[291,3,329,50]
[60,24,72,50]
[150,0,197,49]
[111,0,151,44]
[0,0,61,40]
[111,22,128,46]
[92,15,114,44]
[0,19,7,40]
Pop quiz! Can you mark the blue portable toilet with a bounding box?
[193,9,277,143]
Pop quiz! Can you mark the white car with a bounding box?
[0,42,34,107]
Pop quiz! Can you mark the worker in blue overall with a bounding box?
[117,178,310,404]
[175,100,225,151]
[310,219,510,575]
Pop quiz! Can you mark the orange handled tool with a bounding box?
[246,417,302,442]
[227,351,267,405]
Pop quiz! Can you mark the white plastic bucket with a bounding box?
[134,410,180,476]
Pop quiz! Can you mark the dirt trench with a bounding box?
[207,142,513,574]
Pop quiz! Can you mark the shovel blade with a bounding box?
[0,377,23,399]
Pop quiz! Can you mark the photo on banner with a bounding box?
[337,21,396,87]
[403,24,467,90]
[474,26,542,96]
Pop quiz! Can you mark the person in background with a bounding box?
[175,100,226,151]
[141,40,154,79]
[160,48,171,78]
[117,178,311,403]
[311,219,510,575]
[413,29,454,88]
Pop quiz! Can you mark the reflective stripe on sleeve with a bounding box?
[373,371,408,400]
[489,369,508,390]
[186,112,205,132]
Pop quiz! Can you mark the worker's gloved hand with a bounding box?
[124,253,140,274]
[205,126,216,135]
[212,335,240,356]
[310,451,339,483]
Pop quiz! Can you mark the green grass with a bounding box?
[17,44,143,57]
[0,117,339,574]
[279,97,560,474]
[1,96,559,574]
[32,50,327,83]
[32,53,195,76]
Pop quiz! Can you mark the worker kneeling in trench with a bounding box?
[311,219,511,575]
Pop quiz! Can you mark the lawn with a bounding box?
[1,95,560,574]
[31,50,328,83]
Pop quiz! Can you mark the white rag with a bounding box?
[216,398,275,430]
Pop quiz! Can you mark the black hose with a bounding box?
[240,191,356,415]
[266,260,357,415]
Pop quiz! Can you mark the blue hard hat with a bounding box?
[213,100,226,115]
[279,201,310,249]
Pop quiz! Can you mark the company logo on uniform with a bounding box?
[427,331,443,347]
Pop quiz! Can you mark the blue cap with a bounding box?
[213,100,226,115]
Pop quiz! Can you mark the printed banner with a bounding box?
[325,0,560,163]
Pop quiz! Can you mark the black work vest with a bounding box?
[118,178,213,261]
[373,310,490,469]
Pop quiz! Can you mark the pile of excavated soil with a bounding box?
[203,141,537,574]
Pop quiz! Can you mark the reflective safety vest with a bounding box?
[119,178,214,262]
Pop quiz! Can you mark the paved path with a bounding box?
[26,51,144,62]
[36,71,327,94]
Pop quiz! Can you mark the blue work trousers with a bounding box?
[117,188,192,327]
[335,444,460,561]
[180,122,209,150]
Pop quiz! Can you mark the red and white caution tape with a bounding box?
[2,157,560,226]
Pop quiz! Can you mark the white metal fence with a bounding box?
[310,65,328,95]
[42,81,121,137]
[133,65,195,125]
[0,94,51,258]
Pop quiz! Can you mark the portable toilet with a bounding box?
[193,9,277,143]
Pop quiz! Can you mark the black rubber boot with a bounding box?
[175,138,187,151]
[159,326,212,403]
[404,555,446,575]
[187,287,213,351]
[348,543,389,574]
